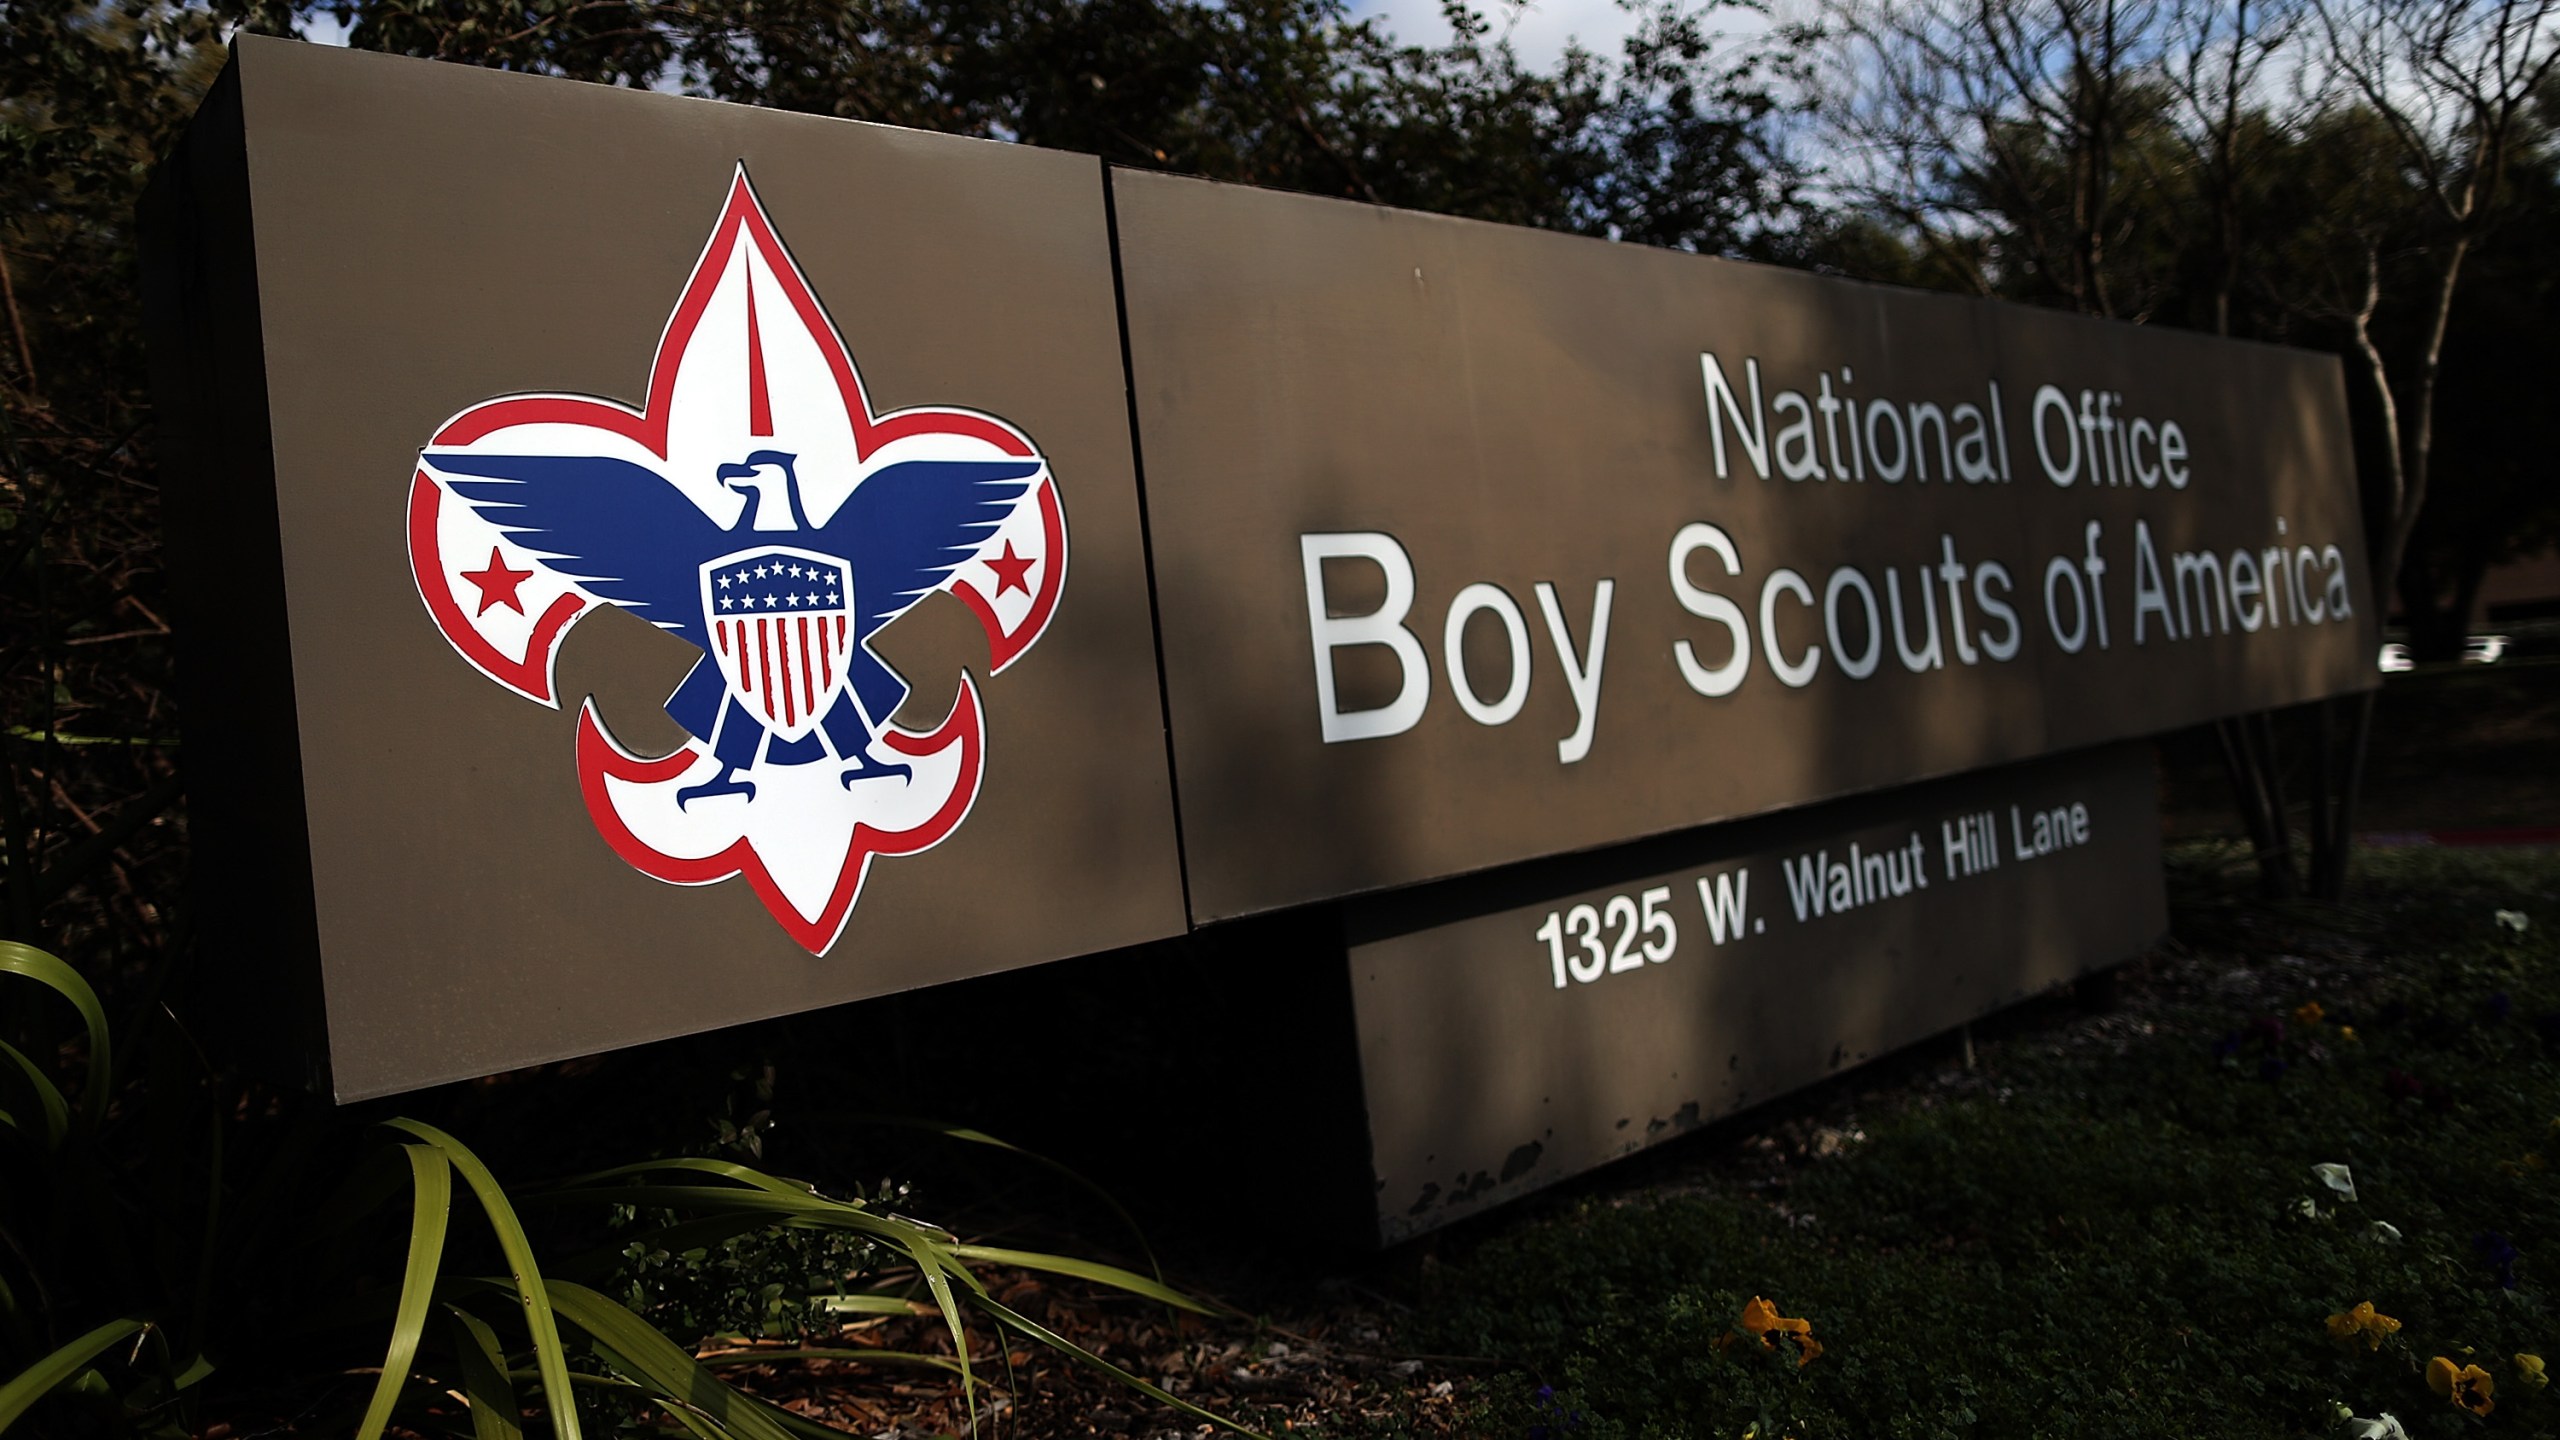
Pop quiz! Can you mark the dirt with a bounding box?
[707,851,2423,1439]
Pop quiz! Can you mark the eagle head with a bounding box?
[716,450,804,532]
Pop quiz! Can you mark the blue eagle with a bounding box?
[423,447,1040,807]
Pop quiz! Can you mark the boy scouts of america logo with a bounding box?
[405,167,1066,954]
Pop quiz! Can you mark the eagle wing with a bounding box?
[423,452,728,650]
[817,459,1044,638]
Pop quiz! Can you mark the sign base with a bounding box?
[1345,743,2166,1245]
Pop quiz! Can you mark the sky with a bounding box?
[1347,0,1780,72]
[299,0,1784,80]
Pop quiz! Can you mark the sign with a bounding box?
[1110,169,2375,922]
[144,41,2373,1145]
[1347,742,2164,1242]
[142,39,1184,1099]
[407,167,1070,955]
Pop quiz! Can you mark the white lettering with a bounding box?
[1825,565,1882,680]
[1699,353,1770,481]
[1300,532,1429,743]
[1697,869,1750,945]
[1535,579,1613,764]
[1974,562,2022,661]
[2323,545,2353,619]
[1443,582,1531,726]
[2131,520,2176,643]
[2032,384,2080,485]
[1761,569,1822,687]
[1669,523,1752,698]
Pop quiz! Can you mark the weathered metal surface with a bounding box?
[144,40,1184,1099]
[1113,168,2371,922]
[1347,742,2164,1243]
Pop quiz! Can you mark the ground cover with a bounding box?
[23,666,2558,1438]
[618,656,2560,1438]
[814,844,2560,1439]
[1395,845,2560,1438]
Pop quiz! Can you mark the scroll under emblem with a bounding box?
[405,166,1067,954]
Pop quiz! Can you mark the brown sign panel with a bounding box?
[1112,169,2374,923]
[1348,741,2165,1243]
[145,48,2364,1114]
[142,39,1184,1099]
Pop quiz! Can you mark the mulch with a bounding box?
[715,1271,1479,1438]
[709,855,2403,1438]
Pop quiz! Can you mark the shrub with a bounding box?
[0,938,1254,1438]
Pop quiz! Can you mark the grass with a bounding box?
[25,848,2547,1440]
[20,679,2557,1436]
[1392,846,2560,1439]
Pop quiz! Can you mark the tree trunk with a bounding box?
[2312,688,2378,899]
[2448,553,2492,645]
[2217,715,2298,897]
[2401,564,2470,663]
[2371,236,2470,633]
[2309,699,2335,867]
[2304,225,2474,901]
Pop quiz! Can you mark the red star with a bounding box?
[986,539,1037,598]
[461,547,535,616]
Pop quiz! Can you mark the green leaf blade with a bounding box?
[0,1318,149,1431]
[444,1305,528,1440]
[385,1118,582,1440]
[0,941,111,1132]
[945,1246,1215,1314]
[355,1143,453,1440]
[543,1279,803,1440]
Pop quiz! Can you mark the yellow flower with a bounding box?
[1736,1296,1823,1367]
[2325,1302,2402,1349]
[2296,1001,2326,1027]
[2429,1356,2496,1416]
[2519,1353,2549,1390]
[2339,1025,2359,1042]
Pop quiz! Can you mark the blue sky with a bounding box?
[1348,0,1778,72]
[301,0,1782,90]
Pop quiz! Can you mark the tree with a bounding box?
[1803,0,2560,900]
[1804,0,2176,314]
[2291,0,2559,892]
[2392,87,2560,660]
[2154,0,2303,338]
[0,0,1804,957]
[1803,0,2332,894]
[319,0,1804,251]
[2309,0,2559,630]
[0,0,290,956]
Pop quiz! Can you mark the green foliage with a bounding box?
[0,10,1788,1432]
[1800,1,2560,661]
[0,939,1255,1438]
[0,0,1801,962]
[2398,82,2560,657]
[310,0,1805,255]
[1414,848,2560,1438]
[609,1200,901,1344]
[0,0,234,956]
